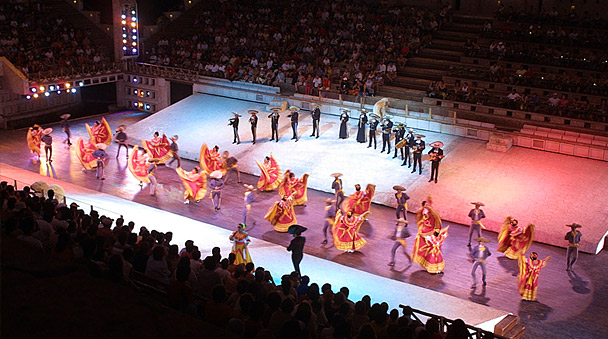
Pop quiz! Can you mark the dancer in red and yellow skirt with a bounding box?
[256,154,282,191]
[75,137,100,170]
[176,166,207,204]
[333,209,370,252]
[342,183,376,216]
[27,124,43,161]
[86,117,112,146]
[518,251,551,301]
[411,198,448,273]
[278,170,309,206]
[142,131,173,164]
[498,216,535,259]
[199,143,226,175]
[128,145,151,184]
[230,223,252,265]
[264,193,297,232]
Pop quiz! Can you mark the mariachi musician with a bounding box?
[393,123,406,160]
[428,141,445,183]
[401,129,415,168]
[411,134,425,175]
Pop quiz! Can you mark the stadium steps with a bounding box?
[45,0,114,59]
[375,86,426,102]
[426,39,465,53]
[432,30,477,42]
[143,1,208,50]
[406,57,459,72]
[391,76,433,92]
[417,48,463,62]
[452,14,492,25]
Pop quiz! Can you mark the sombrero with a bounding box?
[311,103,320,107]
[395,218,408,224]
[325,198,336,204]
[370,113,380,119]
[248,110,258,115]
[416,134,425,138]
[96,143,107,150]
[471,202,485,206]
[392,185,406,191]
[430,141,444,148]
[331,173,343,178]
[209,170,223,179]
[42,128,53,135]
[289,106,300,111]
[244,184,255,191]
[566,223,582,229]
[474,237,491,243]
[170,135,178,141]
[270,107,281,112]
[408,128,415,133]
[232,112,242,117]
[60,113,71,120]
[288,224,308,234]
[340,108,350,112]
[117,124,127,132]
[360,108,368,113]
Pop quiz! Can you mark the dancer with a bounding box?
[278,170,310,206]
[176,166,207,204]
[411,134,425,175]
[230,223,252,265]
[249,110,258,144]
[497,217,535,259]
[264,193,297,232]
[321,198,336,245]
[268,108,280,142]
[199,143,226,174]
[114,125,129,158]
[470,237,491,287]
[167,135,181,168]
[388,218,412,267]
[331,173,345,212]
[229,112,241,144]
[339,109,349,139]
[93,143,108,180]
[287,225,307,275]
[356,109,368,143]
[342,183,376,216]
[60,114,72,146]
[518,251,551,301]
[380,117,393,153]
[287,106,299,141]
[310,103,321,138]
[128,145,151,186]
[209,170,225,211]
[222,151,241,184]
[428,141,445,183]
[27,124,43,161]
[86,117,112,146]
[142,132,172,164]
[393,185,410,220]
[367,114,380,149]
[401,129,416,167]
[393,123,406,160]
[333,209,370,252]
[565,223,582,272]
[256,154,282,191]
[411,199,447,274]
[41,128,53,162]
[76,137,99,170]
[467,202,486,247]
[147,158,159,196]
[243,184,256,226]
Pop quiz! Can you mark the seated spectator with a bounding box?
[167,263,194,312]
[205,285,233,327]
[145,245,170,282]
[506,89,522,108]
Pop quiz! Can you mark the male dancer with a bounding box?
[243,184,256,226]
[249,110,258,144]
[367,114,379,149]
[167,135,181,168]
[428,141,444,183]
[401,129,415,167]
[331,173,344,211]
[41,128,53,162]
[147,159,159,196]
[287,225,307,275]
[321,198,336,245]
[229,112,241,144]
[471,237,491,287]
[310,103,321,138]
[287,106,299,141]
[60,114,72,146]
[393,185,410,220]
[381,117,393,153]
[93,143,107,180]
[115,125,128,158]
[411,134,425,175]
[269,108,280,142]
[393,123,406,160]
[565,223,582,272]
[209,170,225,211]
[388,218,412,267]
[467,202,486,247]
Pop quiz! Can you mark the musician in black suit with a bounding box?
[287,106,300,141]
[310,103,321,138]
[381,118,393,153]
[411,134,425,175]
[367,114,379,149]
[229,112,241,144]
[428,141,444,183]
[401,129,416,167]
[393,123,406,160]
[268,108,280,142]
[248,110,258,144]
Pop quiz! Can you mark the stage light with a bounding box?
[122,46,127,51]
[121,20,126,25]
[131,29,137,33]
[44,92,50,97]
[78,81,84,87]
[30,87,37,93]
[56,90,61,94]
[139,102,144,108]
[131,22,136,27]
[132,35,137,40]
[132,41,137,46]
[71,88,77,93]
[145,104,150,110]
[122,26,126,31]
[131,17,137,22]
[132,77,138,83]
[26,95,31,100]
[121,14,126,19]
[131,10,136,15]
[39,86,45,91]
[132,48,137,53]
[133,102,138,108]
[122,33,127,38]
[48,85,55,91]
[146,91,151,97]
[65,83,71,88]
[123,39,127,44]
[33,93,39,98]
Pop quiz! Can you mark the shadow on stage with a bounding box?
[568,270,591,294]
[469,285,491,306]
[518,299,553,323]
[332,250,366,267]
[497,256,519,276]
[408,270,446,291]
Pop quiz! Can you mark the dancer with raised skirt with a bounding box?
[176,166,207,204]
[256,154,282,191]
[86,117,112,146]
[333,209,370,252]
[411,197,449,274]
[278,170,309,206]
[199,143,226,174]
[264,192,297,232]
[342,183,376,216]
[497,216,535,259]
[142,132,172,164]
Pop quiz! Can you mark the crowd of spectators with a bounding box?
[146,0,453,97]
[494,4,608,30]
[1,180,491,339]
[0,0,111,80]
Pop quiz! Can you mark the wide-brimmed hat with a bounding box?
[311,103,320,108]
[566,223,582,229]
[270,107,281,113]
[331,172,343,178]
[340,108,350,112]
[288,224,307,234]
[416,134,425,138]
[70,202,80,208]
[244,184,255,191]
[360,108,368,113]
[408,128,415,133]
[370,113,380,119]
[60,113,71,120]
[471,202,485,206]
[210,170,223,179]
[117,124,127,132]
[170,135,178,141]
[232,112,242,117]
[289,106,300,111]
[96,143,107,150]
[393,185,406,191]
[325,198,336,204]
[42,128,53,135]
[474,237,491,243]
[395,218,408,224]
[148,158,160,163]
[430,141,444,148]
[248,110,258,115]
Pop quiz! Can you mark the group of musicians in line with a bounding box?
[229,105,446,182]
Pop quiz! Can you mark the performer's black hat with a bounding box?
[474,237,491,243]
[566,223,582,229]
[288,224,307,235]
[393,185,406,191]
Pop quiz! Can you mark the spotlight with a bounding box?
[65,83,71,88]
[132,35,137,40]
[139,102,144,107]
[122,46,127,51]
[30,87,37,93]
[123,39,127,44]
[33,93,39,98]
[49,85,55,91]
[122,33,127,38]
[133,102,138,107]
[131,10,135,15]
[26,95,31,100]
[121,20,126,25]
[133,89,138,95]
[132,48,137,53]
[44,92,50,97]
[39,86,45,91]
[132,77,138,83]
[56,90,61,94]
[122,27,126,31]
[71,88,77,93]
[121,14,126,19]
[146,91,151,97]
[131,29,137,33]
[145,104,150,110]
[131,17,137,22]
[78,81,84,87]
